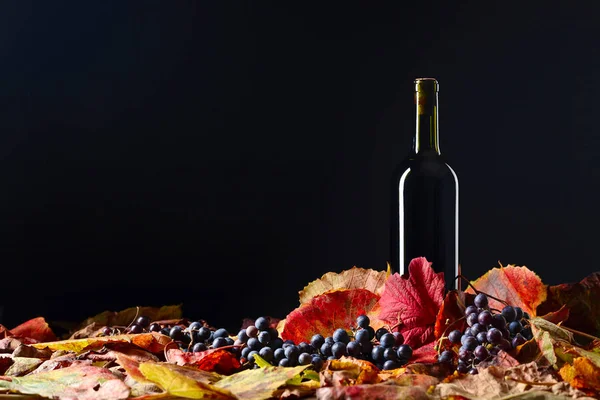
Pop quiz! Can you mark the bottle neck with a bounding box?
[413,79,440,155]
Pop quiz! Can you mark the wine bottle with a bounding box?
[390,78,460,291]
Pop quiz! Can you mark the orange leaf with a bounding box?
[280,288,381,344]
[559,357,600,392]
[434,290,476,340]
[466,265,547,317]
[299,266,389,305]
[376,257,445,348]
[10,317,56,342]
[166,347,241,375]
[320,356,381,386]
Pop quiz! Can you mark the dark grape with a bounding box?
[279,358,290,367]
[320,342,333,358]
[333,328,350,344]
[371,346,385,363]
[468,367,478,375]
[356,315,370,329]
[169,326,185,341]
[198,327,211,341]
[255,317,270,331]
[128,324,143,334]
[298,342,313,354]
[383,347,398,361]
[467,313,478,327]
[331,342,347,358]
[438,350,454,364]
[237,329,249,343]
[361,341,373,356]
[500,327,511,339]
[213,328,229,339]
[523,312,531,320]
[247,338,262,351]
[148,323,161,332]
[311,334,325,349]
[491,314,507,329]
[512,333,527,348]
[476,332,487,344]
[397,344,413,360]
[274,348,286,362]
[247,350,259,363]
[212,337,228,348]
[470,323,485,336]
[383,360,400,370]
[486,328,503,345]
[474,345,490,361]
[461,334,470,346]
[375,328,389,341]
[271,337,284,349]
[463,336,478,351]
[346,341,361,357]
[456,363,469,373]
[298,352,312,365]
[465,305,478,316]
[478,310,493,326]
[464,327,473,337]
[102,327,112,336]
[258,331,271,345]
[311,356,324,370]
[501,306,517,322]
[514,307,524,321]
[160,327,170,336]
[136,316,150,328]
[380,333,395,348]
[285,345,300,362]
[188,321,202,331]
[508,321,523,335]
[392,331,404,346]
[448,329,462,344]
[366,326,376,340]
[354,329,370,344]
[259,347,274,362]
[241,347,252,360]
[458,347,472,362]
[192,342,207,353]
[521,327,533,340]
[474,293,489,309]
[283,339,296,348]
[268,328,279,341]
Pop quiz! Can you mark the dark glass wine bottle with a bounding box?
[390,78,460,292]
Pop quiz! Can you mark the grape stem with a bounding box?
[560,325,600,341]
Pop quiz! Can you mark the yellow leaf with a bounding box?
[559,357,600,391]
[139,362,235,399]
[31,332,171,354]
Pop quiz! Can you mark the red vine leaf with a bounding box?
[465,265,547,317]
[376,257,445,348]
[280,289,382,344]
[10,317,56,343]
[166,347,241,375]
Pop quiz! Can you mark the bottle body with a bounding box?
[390,150,459,291]
[390,78,460,292]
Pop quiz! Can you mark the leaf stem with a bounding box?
[560,325,600,342]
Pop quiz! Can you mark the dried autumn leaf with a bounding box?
[559,357,600,392]
[214,364,310,400]
[299,266,389,305]
[320,356,381,386]
[30,332,171,354]
[409,342,438,364]
[0,364,130,399]
[166,347,241,375]
[4,357,43,376]
[435,362,565,400]
[378,370,439,389]
[434,289,476,340]
[316,384,430,400]
[376,257,445,348]
[138,362,235,399]
[466,265,547,317]
[280,288,381,344]
[537,272,600,338]
[9,317,56,343]
[74,304,183,332]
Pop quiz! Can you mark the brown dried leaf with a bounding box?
[299,266,389,305]
[320,356,381,387]
[316,384,430,400]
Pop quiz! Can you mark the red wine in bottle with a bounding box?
[390,78,460,291]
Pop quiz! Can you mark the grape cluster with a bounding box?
[101,314,414,372]
[438,293,533,374]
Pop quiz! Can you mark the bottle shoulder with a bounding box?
[393,152,458,181]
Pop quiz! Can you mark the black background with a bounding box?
[1,1,599,332]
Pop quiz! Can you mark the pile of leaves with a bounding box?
[0,258,599,399]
